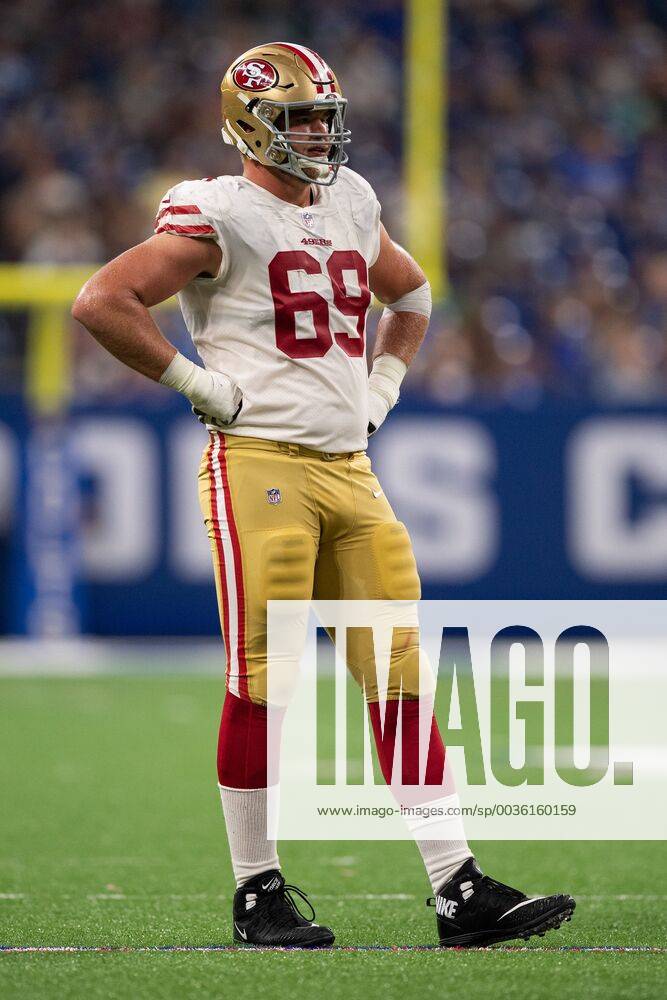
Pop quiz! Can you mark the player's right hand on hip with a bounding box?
[190,370,243,426]
[192,394,243,428]
[159,352,243,425]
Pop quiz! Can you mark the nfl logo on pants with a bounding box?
[266,488,282,505]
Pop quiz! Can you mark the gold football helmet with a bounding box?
[220,42,350,185]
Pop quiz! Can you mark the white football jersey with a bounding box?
[155,167,381,452]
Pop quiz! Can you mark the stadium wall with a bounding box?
[0,396,665,636]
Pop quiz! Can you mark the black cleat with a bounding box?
[232,870,335,948]
[428,858,576,947]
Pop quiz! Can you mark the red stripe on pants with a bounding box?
[217,433,249,699]
[207,438,231,686]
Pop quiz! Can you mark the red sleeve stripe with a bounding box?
[155,203,203,223]
[155,222,216,236]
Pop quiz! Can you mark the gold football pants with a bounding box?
[198,432,421,705]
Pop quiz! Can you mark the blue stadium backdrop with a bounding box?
[1,394,666,636]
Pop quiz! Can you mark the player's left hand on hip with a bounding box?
[367,391,389,436]
[367,354,408,437]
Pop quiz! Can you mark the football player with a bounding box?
[73,42,575,948]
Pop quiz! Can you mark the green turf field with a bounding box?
[0,675,664,999]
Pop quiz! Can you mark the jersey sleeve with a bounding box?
[340,167,382,267]
[154,179,229,281]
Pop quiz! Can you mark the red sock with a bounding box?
[217,691,274,789]
[218,693,447,794]
[368,699,446,790]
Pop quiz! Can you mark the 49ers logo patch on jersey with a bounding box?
[232,59,278,91]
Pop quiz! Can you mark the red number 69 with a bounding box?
[268,249,370,360]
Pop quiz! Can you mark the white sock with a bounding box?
[417,840,473,893]
[218,784,280,887]
[401,793,473,892]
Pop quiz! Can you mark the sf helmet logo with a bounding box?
[232,59,278,91]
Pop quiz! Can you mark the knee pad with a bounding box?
[372,522,421,600]
[260,531,314,707]
[262,530,314,601]
[347,624,428,702]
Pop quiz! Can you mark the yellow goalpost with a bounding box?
[0,265,179,415]
[0,264,91,415]
[405,0,447,299]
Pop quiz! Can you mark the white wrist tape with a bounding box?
[381,280,432,319]
[159,351,242,423]
[367,354,407,432]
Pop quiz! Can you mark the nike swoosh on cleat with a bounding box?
[234,923,248,940]
[497,896,546,921]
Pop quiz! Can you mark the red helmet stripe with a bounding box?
[274,42,334,93]
[297,45,336,93]
[299,45,332,80]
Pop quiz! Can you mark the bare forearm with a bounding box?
[72,282,175,381]
[372,309,429,367]
[369,225,430,367]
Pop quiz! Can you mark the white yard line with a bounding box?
[0,639,225,677]
[577,894,667,902]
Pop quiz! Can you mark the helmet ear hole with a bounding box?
[236,119,255,134]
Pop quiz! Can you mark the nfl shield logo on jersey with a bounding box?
[266,488,282,505]
[301,211,314,228]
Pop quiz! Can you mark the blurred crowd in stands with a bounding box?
[0,0,665,405]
